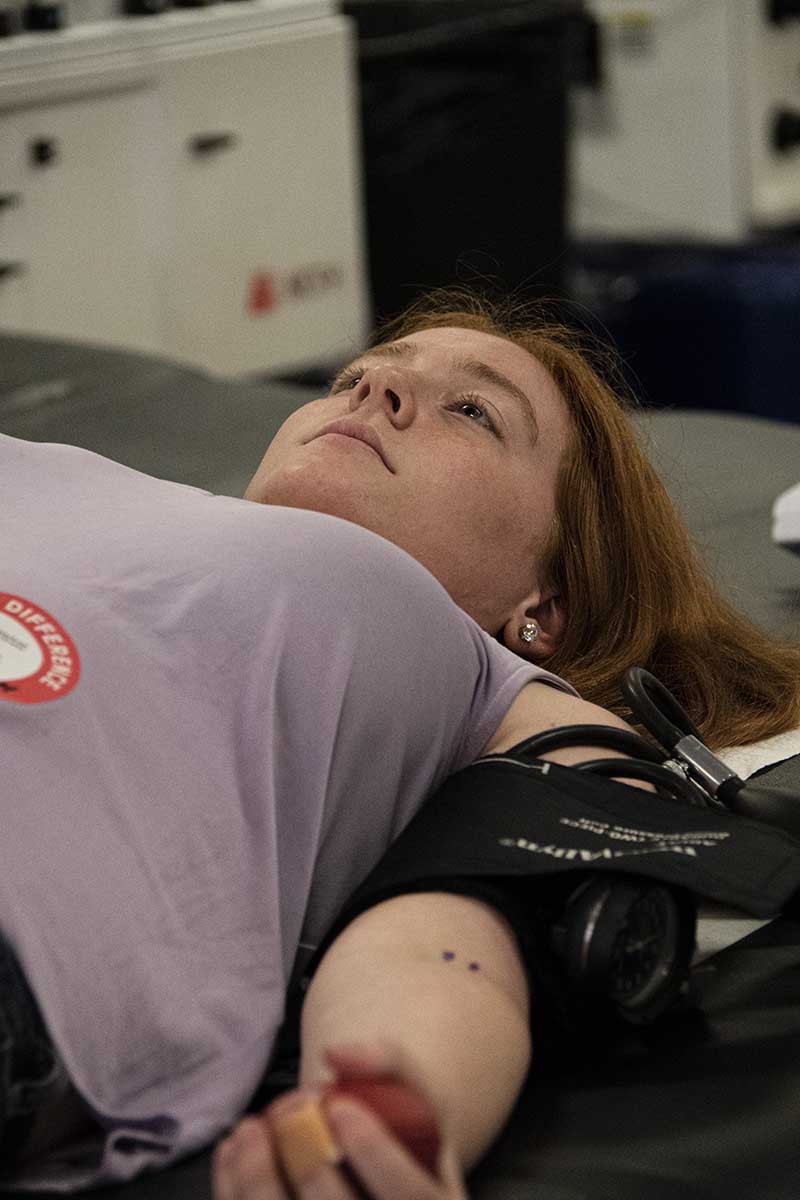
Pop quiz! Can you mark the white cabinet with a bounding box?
[0,83,165,352]
[0,113,28,329]
[159,21,368,374]
[571,0,800,242]
[0,6,370,375]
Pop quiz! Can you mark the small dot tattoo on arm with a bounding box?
[441,951,480,971]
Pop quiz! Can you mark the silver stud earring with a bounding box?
[518,621,540,644]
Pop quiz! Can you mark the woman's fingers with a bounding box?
[212,1118,290,1200]
[215,1097,465,1200]
[212,1139,235,1200]
[268,1092,343,1185]
[268,1096,366,1199]
[267,1089,441,1197]
[323,1098,449,1199]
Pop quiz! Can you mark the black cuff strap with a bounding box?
[305,754,800,1033]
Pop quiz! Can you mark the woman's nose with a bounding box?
[350,369,408,417]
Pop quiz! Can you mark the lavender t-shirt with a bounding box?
[0,434,577,1192]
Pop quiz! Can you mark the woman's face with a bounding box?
[244,327,571,639]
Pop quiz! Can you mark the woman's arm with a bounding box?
[297,889,532,1173]
[297,693,651,1174]
[217,702,651,1194]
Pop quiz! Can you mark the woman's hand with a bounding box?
[212,1041,467,1199]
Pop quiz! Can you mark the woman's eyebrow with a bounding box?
[348,339,539,445]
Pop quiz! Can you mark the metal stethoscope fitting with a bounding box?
[622,668,800,839]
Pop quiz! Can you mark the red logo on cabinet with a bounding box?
[246,263,343,317]
[246,272,277,315]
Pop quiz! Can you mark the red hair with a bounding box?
[372,286,800,750]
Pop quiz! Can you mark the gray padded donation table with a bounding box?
[2,332,800,1200]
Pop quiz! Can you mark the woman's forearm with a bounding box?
[297,891,533,1172]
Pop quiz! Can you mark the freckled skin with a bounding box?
[243,327,571,644]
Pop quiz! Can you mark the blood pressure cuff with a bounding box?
[305,754,800,1043]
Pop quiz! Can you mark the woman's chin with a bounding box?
[244,472,375,524]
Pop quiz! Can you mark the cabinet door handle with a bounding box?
[773,109,800,154]
[189,132,238,157]
[0,262,26,281]
[30,138,59,167]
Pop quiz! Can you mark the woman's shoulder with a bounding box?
[480,681,637,762]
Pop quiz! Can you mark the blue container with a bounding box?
[568,242,800,425]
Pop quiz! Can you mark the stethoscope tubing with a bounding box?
[508,674,736,810]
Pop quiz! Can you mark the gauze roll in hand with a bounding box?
[265,1043,443,1192]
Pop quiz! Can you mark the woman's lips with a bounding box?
[312,419,394,472]
[320,432,383,461]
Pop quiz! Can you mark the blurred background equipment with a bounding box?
[339,0,582,324]
[0,0,586,386]
[571,0,800,240]
[567,0,800,424]
[568,239,800,423]
[1,0,799,421]
[0,0,371,376]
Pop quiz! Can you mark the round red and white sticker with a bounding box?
[0,593,81,704]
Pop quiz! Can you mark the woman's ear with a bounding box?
[499,592,565,661]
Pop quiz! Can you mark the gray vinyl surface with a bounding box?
[634,407,800,642]
[0,333,310,501]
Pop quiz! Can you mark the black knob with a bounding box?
[29,138,59,167]
[124,0,170,15]
[773,109,800,153]
[22,1,65,30]
[767,0,800,23]
[189,132,238,157]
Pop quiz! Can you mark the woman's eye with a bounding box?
[330,368,362,392]
[450,396,498,435]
